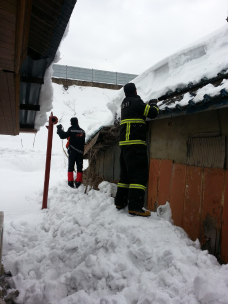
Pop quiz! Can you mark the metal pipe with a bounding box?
[0,212,4,275]
[42,112,58,209]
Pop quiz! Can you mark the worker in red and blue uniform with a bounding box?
[115,83,159,217]
[57,117,85,188]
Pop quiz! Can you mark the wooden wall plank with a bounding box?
[14,73,20,134]
[0,58,14,70]
[113,143,120,181]
[5,0,17,5]
[0,32,15,44]
[157,159,173,206]
[103,149,114,181]
[6,72,16,133]
[0,95,8,134]
[0,1,17,15]
[169,164,186,227]
[20,0,33,64]
[98,151,104,178]
[201,168,224,256]
[0,27,15,38]
[221,171,228,263]
[15,0,32,74]
[0,40,15,51]
[147,159,160,211]
[0,70,14,134]
[183,166,203,241]
[0,46,14,55]
[0,8,16,23]
[0,18,15,32]
[0,51,14,60]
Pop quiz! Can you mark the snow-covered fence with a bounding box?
[0,211,3,273]
[53,64,138,86]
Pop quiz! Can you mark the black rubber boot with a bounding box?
[68,181,75,188]
[116,202,128,210]
[75,181,81,188]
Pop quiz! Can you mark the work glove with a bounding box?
[148,99,159,106]
[56,124,63,134]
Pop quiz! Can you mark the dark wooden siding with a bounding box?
[0,1,16,71]
[0,70,17,134]
[92,143,120,182]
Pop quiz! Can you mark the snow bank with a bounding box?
[35,21,69,130]
[0,84,116,153]
[34,48,62,131]
[3,182,228,304]
[34,64,54,131]
[50,84,116,141]
[107,25,228,121]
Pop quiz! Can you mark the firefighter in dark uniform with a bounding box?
[115,83,159,217]
[57,117,85,188]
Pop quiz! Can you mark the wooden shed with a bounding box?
[84,72,228,263]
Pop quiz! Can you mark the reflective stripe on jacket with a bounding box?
[119,95,159,146]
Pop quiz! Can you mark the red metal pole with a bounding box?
[42,112,58,209]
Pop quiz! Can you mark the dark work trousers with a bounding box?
[115,146,148,210]
[68,148,83,181]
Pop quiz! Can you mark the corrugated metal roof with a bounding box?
[84,75,228,154]
[156,79,228,119]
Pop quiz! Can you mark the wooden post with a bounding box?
[42,113,58,209]
[0,212,4,275]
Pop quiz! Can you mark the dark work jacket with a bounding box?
[57,125,85,153]
[119,94,159,147]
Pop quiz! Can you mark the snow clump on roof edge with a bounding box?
[107,25,228,121]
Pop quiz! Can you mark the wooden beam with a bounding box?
[0,70,14,135]
[19,128,37,133]
[0,18,16,33]
[0,8,16,23]
[0,1,17,15]
[15,0,33,74]
[0,212,4,272]
[20,123,35,129]
[6,71,16,134]
[20,104,40,111]
[14,73,20,134]
[21,76,44,84]
[0,58,14,71]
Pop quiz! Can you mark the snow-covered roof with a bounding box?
[156,78,228,119]
[107,25,228,121]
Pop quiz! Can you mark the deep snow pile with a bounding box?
[0,84,116,154]
[107,25,228,122]
[3,181,228,304]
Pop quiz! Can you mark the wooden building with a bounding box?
[84,72,228,263]
[0,0,77,135]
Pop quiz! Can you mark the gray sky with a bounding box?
[58,0,228,75]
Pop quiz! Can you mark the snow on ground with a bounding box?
[0,84,116,154]
[2,181,228,304]
[107,25,228,122]
[0,80,228,302]
[0,84,116,224]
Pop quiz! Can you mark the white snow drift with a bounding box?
[107,25,228,122]
[3,181,228,304]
